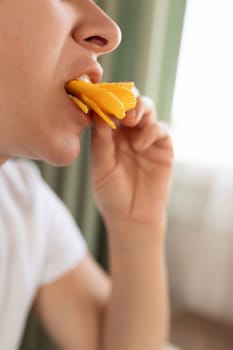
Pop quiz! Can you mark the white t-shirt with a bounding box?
[0,159,87,350]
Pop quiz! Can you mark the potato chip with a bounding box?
[65,79,137,129]
[81,94,117,129]
[69,95,89,114]
[66,80,125,119]
[97,82,135,90]
[97,85,136,111]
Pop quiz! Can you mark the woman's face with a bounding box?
[0,0,121,165]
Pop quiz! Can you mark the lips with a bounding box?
[65,79,137,129]
[69,63,103,84]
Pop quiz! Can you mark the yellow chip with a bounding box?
[69,95,89,114]
[97,82,135,90]
[97,85,136,111]
[65,80,125,119]
[81,94,117,129]
[65,79,138,128]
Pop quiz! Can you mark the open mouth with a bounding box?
[65,76,137,129]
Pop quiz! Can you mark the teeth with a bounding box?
[76,74,91,82]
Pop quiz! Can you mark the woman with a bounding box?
[0,0,174,349]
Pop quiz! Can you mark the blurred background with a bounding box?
[20,0,233,349]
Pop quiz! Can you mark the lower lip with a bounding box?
[66,94,92,127]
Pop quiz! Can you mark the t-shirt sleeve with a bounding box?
[40,181,87,285]
[27,164,88,286]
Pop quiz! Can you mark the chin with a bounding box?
[41,135,81,167]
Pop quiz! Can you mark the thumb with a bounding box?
[91,117,116,181]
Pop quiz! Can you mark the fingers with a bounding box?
[90,94,174,178]
[121,96,173,153]
[121,96,157,127]
[155,121,174,152]
[127,119,173,154]
[91,114,116,180]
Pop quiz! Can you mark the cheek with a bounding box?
[0,1,69,103]
[0,1,79,164]
[0,82,82,166]
[28,95,84,166]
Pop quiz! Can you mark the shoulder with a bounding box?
[0,158,41,185]
[0,158,87,284]
[0,158,42,202]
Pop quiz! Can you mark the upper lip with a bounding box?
[67,62,103,85]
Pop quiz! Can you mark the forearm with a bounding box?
[102,220,170,350]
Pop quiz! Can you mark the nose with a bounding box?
[72,2,122,57]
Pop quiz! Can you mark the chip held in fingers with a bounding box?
[65,79,137,129]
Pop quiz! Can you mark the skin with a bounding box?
[0,0,121,165]
[0,1,174,349]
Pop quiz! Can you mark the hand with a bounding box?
[91,96,174,227]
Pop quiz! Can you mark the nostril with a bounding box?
[85,35,108,47]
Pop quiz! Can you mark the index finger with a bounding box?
[121,96,157,128]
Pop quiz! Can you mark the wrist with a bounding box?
[105,217,167,251]
[106,220,167,280]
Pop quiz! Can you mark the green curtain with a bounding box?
[20,1,186,349]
